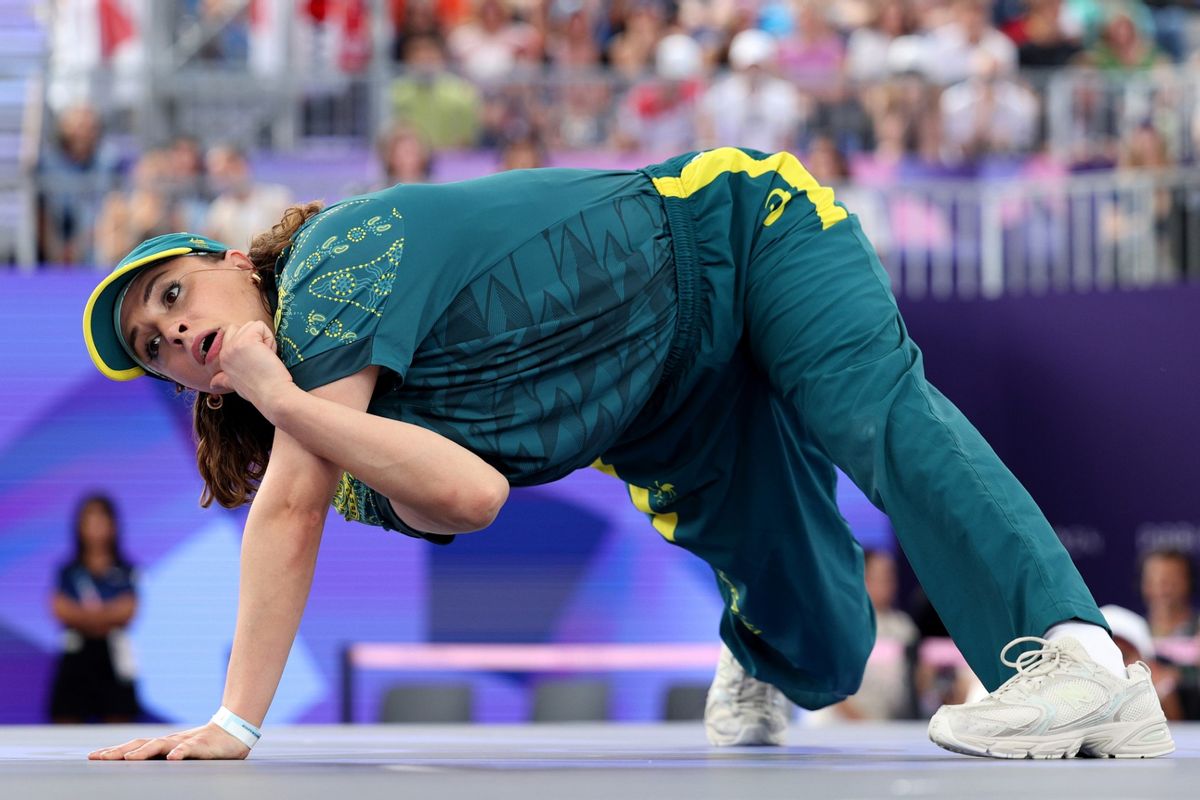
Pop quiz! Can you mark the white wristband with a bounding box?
[210,706,262,749]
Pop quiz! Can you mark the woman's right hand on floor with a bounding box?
[87,723,251,761]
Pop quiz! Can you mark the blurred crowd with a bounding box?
[224,0,1197,162]
[804,546,1200,724]
[33,0,1200,267]
[378,0,1195,159]
[36,108,296,263]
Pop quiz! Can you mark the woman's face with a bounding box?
[864,553,898,612]
[118,252,270,393]
[79,502,115,550]
[388,135,430,181]
[1141,555,1192,610]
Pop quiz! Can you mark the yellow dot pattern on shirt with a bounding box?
[275,204,403,364]
[306,238,402,316]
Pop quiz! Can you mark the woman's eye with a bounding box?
[163,282,180,306]
[147,335,160,361]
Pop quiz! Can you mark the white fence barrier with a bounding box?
[848,168,1200,300]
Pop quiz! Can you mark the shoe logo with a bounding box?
[1056,683,1096,711]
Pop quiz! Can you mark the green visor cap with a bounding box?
[82,232,231,381]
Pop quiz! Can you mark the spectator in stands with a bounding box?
[1079,8,1167,69]
[37,104,120,266]
[545,0,603,69]
[675,0,736,55]
[1100,604,1187,721]
[94,149,185,268]
[165,135,212,233]
[608,0,671,80]
[613,33,707,155]
[48,494,141,723]
[939,53,1040,162]
[447,0,542,82]
[778,1,847,95]
[1067,0,1156,51]
[479,77,550,147]
[845,0,920,84]
[1002,0,1083,68]
[1059,74,1121,169]
[1112,122,1181,278]
[391,34,483,148]
[698,29,807,153]
[499,134,547,170]
[815,549,918,721]
[1140,548,1200,637]
[392,0,455,61]
[377,123,436,186]
[203,145,293,251]
[540,1,613,148]
[854,76,950,183]
[920,0,1018,85]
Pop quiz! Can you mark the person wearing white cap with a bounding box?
[1101,605,1185,720]
[613,33,707,154]
[698,29,806,154]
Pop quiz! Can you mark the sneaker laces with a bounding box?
[733,672,780,709]
[715,650,780,709]
[992,636,1085,698]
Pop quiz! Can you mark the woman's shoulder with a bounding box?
[277,195,404,305]
[274,194,407,371]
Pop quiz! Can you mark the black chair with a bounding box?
[662,683,710,721]
[379,683,473,723]
[531,678,610,722]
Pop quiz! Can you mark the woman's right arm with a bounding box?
[89,373,374,761]
[51,593,103,637]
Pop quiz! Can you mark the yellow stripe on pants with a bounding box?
[649,148,848,231]
[592,459,679,542]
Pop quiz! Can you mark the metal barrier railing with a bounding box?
[23,166,1200,297]
[853,168,1200,300]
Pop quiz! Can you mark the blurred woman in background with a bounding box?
[49,494,141,724]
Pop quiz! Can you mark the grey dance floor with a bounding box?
[4,722,1199,799]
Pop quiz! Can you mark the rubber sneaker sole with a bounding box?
[928,712,1176,759]
[706,723,787,747]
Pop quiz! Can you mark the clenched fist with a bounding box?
[209,320,294,416]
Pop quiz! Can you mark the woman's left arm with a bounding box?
[211,321,509,535]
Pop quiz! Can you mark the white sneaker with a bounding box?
[704,643,791,746]
[928,636,1175,759]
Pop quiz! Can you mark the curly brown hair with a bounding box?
[193,201,325,508]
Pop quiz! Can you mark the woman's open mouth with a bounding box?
[200,331,221,365]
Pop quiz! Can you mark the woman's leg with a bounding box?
[743,211,1106,690]
[608,363,877,708]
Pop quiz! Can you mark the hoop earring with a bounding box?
[205,393,224,411]
[250,271,263,286]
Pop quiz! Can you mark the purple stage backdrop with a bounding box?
[0,271,893,725]
[898,285,1200,612]
[1,272,1194,725]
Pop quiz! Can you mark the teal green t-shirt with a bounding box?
[274,168,677,532]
